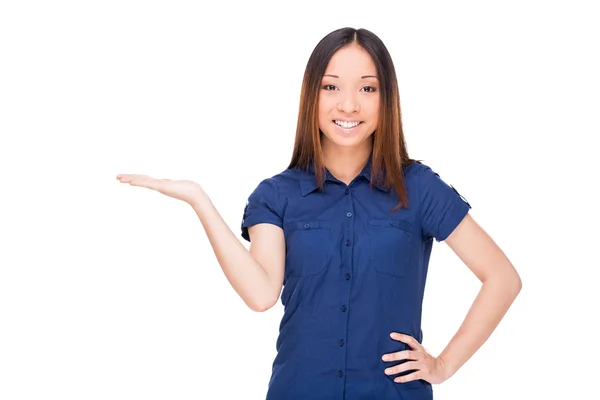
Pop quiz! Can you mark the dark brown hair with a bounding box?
[288,27,421,211]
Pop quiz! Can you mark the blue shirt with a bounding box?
[241,158,471,400]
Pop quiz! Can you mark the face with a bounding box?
[318,44,380,151]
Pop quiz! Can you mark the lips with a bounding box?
[334,120,363,129]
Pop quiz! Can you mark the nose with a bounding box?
[337,92,360,114]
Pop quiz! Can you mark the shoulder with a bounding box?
[253,167,306,194]
[403,160,427,176]
[247,168,303,201]
[404,160,450,187]
[267,168,302,185]
[402,160,436,188]
[404,160,471,207]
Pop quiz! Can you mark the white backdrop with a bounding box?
[1,1,598,399]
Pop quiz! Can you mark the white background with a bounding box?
[1,1,598,399]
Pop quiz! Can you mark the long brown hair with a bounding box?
[288,27,421,211]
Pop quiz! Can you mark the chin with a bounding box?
[321,123,373,149]
[322,132,369,149]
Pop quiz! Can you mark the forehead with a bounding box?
[324,44,377,76]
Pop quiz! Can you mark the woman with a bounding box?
[117,27,522,399]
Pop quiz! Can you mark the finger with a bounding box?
[390,332,423,351]
[122,175,161,190]
[382,350,418,362]
[394,370,424,384]
[116,174,152,181]
[130,178,162,190]
[385,361,419,376]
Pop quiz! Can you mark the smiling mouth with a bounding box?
[333,120,363,129]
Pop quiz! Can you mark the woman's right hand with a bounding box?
[116,174,205,206]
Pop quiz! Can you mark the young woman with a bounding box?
[117,27,522,400]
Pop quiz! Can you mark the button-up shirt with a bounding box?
[241,158,471,400]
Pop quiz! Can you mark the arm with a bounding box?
[382,167,520,383]
[191,189,285,312]
[116,173,285,312]
[438,213,522,378]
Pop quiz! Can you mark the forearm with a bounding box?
[189,190,278,312]
[438,271,522,378]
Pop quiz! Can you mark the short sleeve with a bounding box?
[419,165,472,242]
[241,178,283,242]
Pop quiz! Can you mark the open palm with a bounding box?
[116,174,203,205]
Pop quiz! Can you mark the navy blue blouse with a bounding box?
[241,158,471,400]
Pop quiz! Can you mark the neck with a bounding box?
[322,140,372,185]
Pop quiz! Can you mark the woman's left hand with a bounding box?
[382,332,451,384]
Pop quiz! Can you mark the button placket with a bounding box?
[337,188,354,387]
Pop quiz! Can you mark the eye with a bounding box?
[322,84,338,91]
[361,86,377,93]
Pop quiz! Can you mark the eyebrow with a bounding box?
[323,74,379,80]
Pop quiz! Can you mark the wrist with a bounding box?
[189,187,210,211]
[436,355,457,381]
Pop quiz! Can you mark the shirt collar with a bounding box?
[298,156,388,196]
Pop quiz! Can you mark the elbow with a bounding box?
[507,264,523,294]
[249,304,273,313]
[248,303,275,313]
[246,296,279,313]
[513,272,523,296]
[499,268,523,299]
[484,265,522,298]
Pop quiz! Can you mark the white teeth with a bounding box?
[334,120,361,129]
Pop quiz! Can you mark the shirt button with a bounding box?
[344,239,351,246]
[303,223,309,229]
[341,305,347,312]
[345,188,349,194]
[339,339,345,346]
[345,273,351,280]
[338,370,344,377]
[346,212,352,218]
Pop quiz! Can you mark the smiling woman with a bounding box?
[319,54,379,181]
[318,46,380,148]
[117,27,521,400]
[289,30,413,212]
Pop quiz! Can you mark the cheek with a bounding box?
[317,113,328,132]
[318,108,328,123]
[318,97,333,113]
[366,100,380,122]
[318,100,334,124]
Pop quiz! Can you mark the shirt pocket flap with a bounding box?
[284,220,331,231]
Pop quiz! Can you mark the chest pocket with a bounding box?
[368,219,415,277]
[284,220,332,277]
